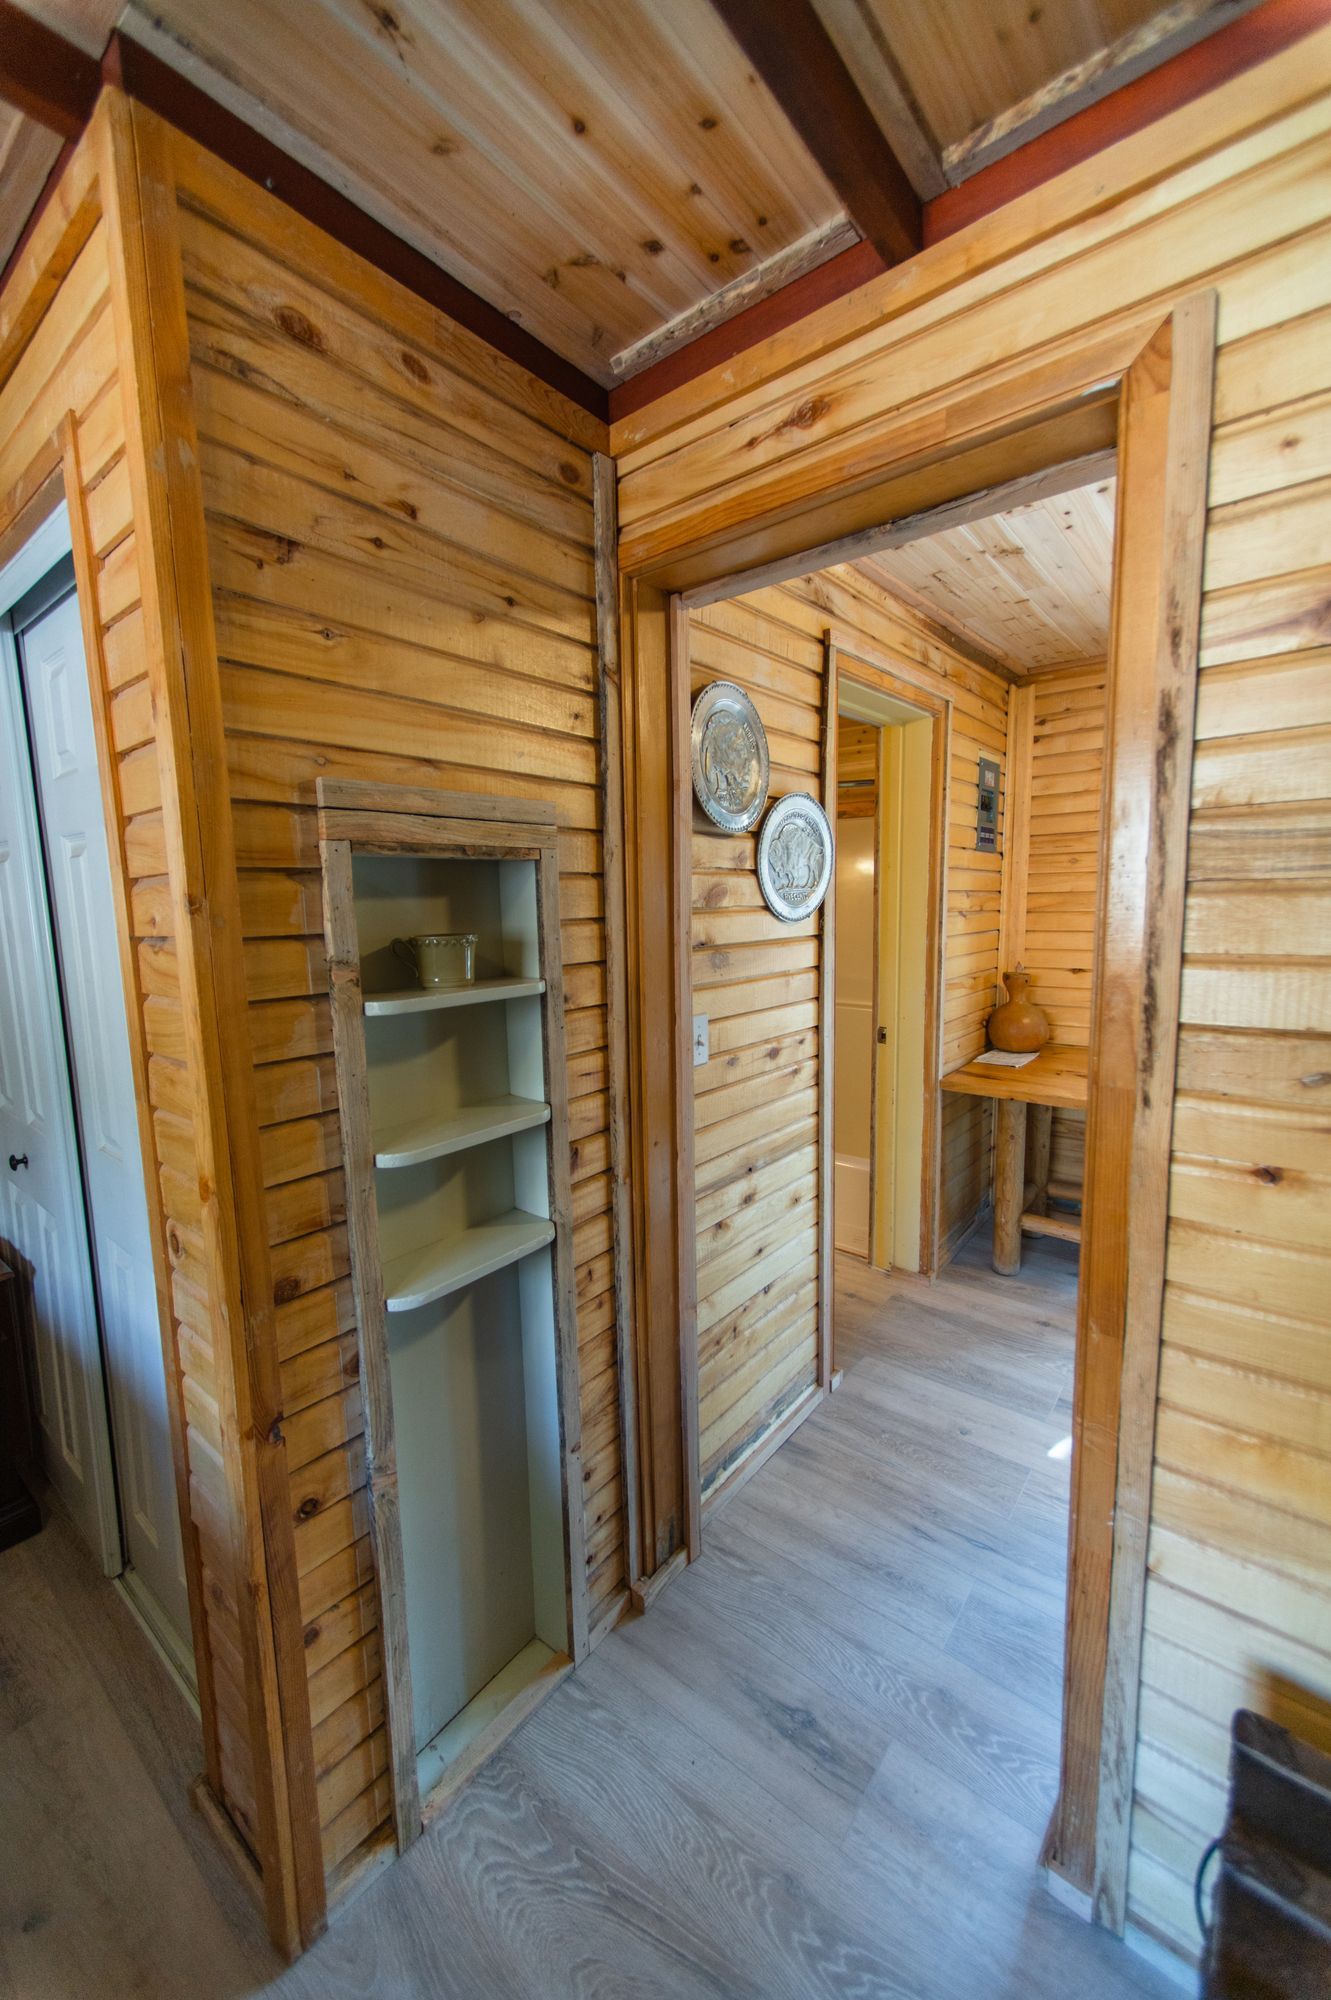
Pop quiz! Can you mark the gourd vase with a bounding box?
[987,966,1050,1053]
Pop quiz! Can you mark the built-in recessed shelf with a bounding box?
[383,1209,555,1313]
[364,975,545,1017]
[417,1638,568,1813]
[373,1096,551,1170]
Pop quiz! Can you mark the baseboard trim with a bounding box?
[629,1544,689,1615]
[114,1569,198,1716]
[701,1383,824,1522]
[1043,1865,1094,1923]
[192,1777,263,1912]
[1124,1918,1200,1992]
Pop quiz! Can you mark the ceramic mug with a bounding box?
[392,932,477,989]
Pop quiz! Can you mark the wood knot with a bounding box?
[303,1622,320,1648]
[1255,1165,1282,1185]
[273,1276,301,1304]
[297,1494,321,1519]
[400,350,430,384]
[274,305,324,351]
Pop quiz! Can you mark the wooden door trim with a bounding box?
[618,579,698,1585]
[616,296,1217,1929]
[817,637,837,1381]
[833,649,948,1279]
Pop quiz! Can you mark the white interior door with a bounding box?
[0,616,120,1570]
[17,584,193,1670]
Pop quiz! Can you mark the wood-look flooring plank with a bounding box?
[0,1229,1173,1998]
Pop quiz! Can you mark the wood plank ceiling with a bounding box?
[3,0,1270,383]
[854,470,1118,678]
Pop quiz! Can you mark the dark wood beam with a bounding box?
[709,0,921,265]
[0,0,101,138]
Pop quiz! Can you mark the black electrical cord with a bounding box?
[1194,1835,1222,1943]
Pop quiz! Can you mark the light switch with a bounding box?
[692,1014,709,1066]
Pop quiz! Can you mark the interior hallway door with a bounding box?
[3,569,192,1670]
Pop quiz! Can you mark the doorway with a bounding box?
[833,674,938,1274]
[0,508,193,1683]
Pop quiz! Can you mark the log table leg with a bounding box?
[993,1097,1028,1275]
[1028,1103,1053,1216]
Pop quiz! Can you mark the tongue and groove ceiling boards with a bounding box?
[853,467,1118,680]
[2,1,1273,391]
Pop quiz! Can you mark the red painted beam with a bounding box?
[0,0,101,138]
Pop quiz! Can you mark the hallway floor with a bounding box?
[0,1230,1183,1999]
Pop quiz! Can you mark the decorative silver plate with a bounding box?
[690,680,770,834]
[757,792,834,924]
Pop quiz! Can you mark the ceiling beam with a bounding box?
[709,0,921,265]
[0,0,102,138]
[808,0,947,198]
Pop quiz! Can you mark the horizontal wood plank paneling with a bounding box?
[1017,662,1107,1190]
[176,139,617,1894]
[690,568,1011,1495]
[616,45,1331,1964]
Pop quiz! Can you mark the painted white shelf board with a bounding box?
[383,1210,555,1312]
[373,1096,551,1169]
[364,976,545,1017]
[417,1638,564,1806]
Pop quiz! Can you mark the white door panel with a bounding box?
[0,635,118,1566]
[19,589,192,1663]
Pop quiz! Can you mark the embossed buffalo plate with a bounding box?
[757,792,834,923]
[690,680,770,834]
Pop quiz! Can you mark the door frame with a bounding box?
[833,651,948,1280]
[0,504,122,1570]
[0,469,212,1730]
[617,296,1216,1930]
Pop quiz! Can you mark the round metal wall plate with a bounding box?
[757,792,834,923]
[690,680,770,834]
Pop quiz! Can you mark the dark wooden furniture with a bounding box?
[0,1259,41,1550]
[1202,1709,1331,1996]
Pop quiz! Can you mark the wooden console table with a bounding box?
[941,1044,1088,1274]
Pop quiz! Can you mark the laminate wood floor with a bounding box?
[0,1229,1182,1999]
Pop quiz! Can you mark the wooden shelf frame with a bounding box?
[318,780,588,1857]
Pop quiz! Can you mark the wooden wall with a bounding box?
[688,593,823,1501]
[162,130,619,1896]
[0,99,301,1940]
[614,35,1331,1963]
[688,566,1010,1496]
[1007,663,1108,1189]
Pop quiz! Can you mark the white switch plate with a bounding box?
[692,1014,709,1066]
